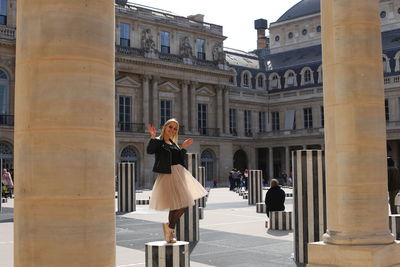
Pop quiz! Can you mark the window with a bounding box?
[380,11,387,18]
[198,104,207,133]
[243,73,249,87]
[160,31,170,54]
[272,112,280,131]
[0,69,9,115]
[288,32,293,39]
[304,107,313,129]
[119,96,131,131]
[196,38,205,60]
[259,111,267,133]
[275,35,280,42]
[316,25,321,32]
[321,106,324,128]
[385,99,389,121]
[229,108,237,135]
[287,72,295,86]
[270,75,279,89]
[302,29,307,35]
[0,0,6,25]
[160,100,171,126]
[120,23,130,47]
[244,110,252,136]
[304,69,311,83]
[257,75,264,88]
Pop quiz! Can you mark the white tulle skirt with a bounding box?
[149,164,208,211]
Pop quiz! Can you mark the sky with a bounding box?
[127,0,301,52]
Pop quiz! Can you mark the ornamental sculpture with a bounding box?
[180,36,192,58]
[212,42,225,63]
[141,29,156,53]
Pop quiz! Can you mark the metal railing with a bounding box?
[118,122,145,133]
[0,115,13,126]
[198,128,220,137]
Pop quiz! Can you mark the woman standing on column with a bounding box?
[147,118,207,243]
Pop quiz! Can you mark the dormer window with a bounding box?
[243,73,249,87]
[257,75,264,88]
[287,73,295,86]
[304,70,311,83]
[270,74,280,89]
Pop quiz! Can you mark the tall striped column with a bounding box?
[175,202,199,242]
[292,150,326,264]
[197,166,206,208]
[248,170,263,205]
[177,153,200,242]
[145,241,189,267]
[118,162,136,213]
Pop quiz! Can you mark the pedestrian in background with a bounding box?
[387,157,400,214]
[2,168,13,198]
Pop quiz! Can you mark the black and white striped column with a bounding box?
[184,153,199,179]
[293,150,326,264]
[117,162,136,213]
[248,170,263,205]
[269,211,293,230]
[145,241,189,267]
[256,202,266,213]
[199,207,204,220]
[389,215,400,240]
[175,202,199,242]
[197,166,206,208]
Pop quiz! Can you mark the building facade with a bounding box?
[1,0,400,188]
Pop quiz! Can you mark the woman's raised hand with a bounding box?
[147,124,156,139]
[182,138,193,149]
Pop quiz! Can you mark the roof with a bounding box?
[275,0,320,23]
[266,45,321,70]
[224,48,260,69]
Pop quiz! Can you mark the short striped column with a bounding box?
[197,167,206,208]
[256,202,266,213]
[293,150,326,264]
[199,207,204,220]
[145,241,189,267]
[136,199,150,205]
[248,170,263,205]
[269,211,293,230]
[389,215,400,240]
[175,202,199,242]
[184,153,199,179]
[118,162,136,213]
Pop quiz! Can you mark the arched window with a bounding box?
[304,70,311,83]
[0,69,9,115]
[257,75,264,88]
[233,149,248,172]
[243,73,249,87]
[394,51,400,72]
[0,141,13,170]
[317,65,323,83]
[301,67,314,85]
[383,55,391,73]
[201,149,215,186]
[285,70,297,88]
[269,73,280,90]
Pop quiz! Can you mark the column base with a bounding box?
[307,241,400,267]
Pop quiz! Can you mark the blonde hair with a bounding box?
[270,179,279,187]
[159,118,180,144]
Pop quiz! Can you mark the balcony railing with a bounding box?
[0,115,14,126]
[386,120,400,129]
[199,128,219,137]
[118,122,145,133]
[257,127,324,138]
[0,26,15,40]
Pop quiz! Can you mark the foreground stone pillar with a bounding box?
[14,1,116,267]
[308,0,400,266]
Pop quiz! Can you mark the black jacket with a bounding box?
[388,166,400,191]
[265,186,285,213]
[146,137,187,174]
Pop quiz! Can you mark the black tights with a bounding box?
[168,208,187,229]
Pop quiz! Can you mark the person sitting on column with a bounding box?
[387,157,400,214]
[264,179,285,218]
[147,119,208,243]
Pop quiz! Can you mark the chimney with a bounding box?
[254,19,269,49]
[187,14,204,22]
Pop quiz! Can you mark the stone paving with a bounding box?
[0,187,302,267]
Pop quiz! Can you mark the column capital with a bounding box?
[141,74,151,81]
[179,80,190,86]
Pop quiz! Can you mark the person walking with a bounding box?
[387,157,400,214]
[2,168,13,198]
[147,118,208,243]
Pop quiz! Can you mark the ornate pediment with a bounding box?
[158,81,180,92]
[196,86,215,96]
[116,76,141,88]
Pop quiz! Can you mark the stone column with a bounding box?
[268,147,274,181]
[181,80,189,134]
[190,82,197,134]
[223,87,230,135]
[216,86,223,135]
[142,75,150,127]
[285,146,290,176]
[14,1,116,267]
[308,0,400,266]
[152,77,159,129]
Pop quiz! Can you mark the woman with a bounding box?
[264,179,285,218]
[147,118,208,243]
